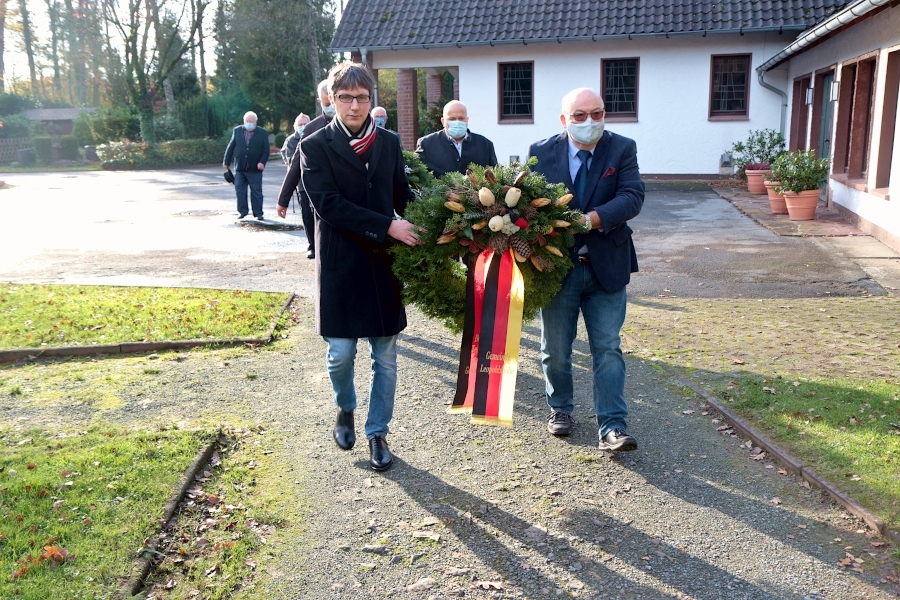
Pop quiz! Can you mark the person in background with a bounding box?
[280,113,311,165]
[300,62,419,471]
[277,81,336,258]
[527,88,645,452]
[223,111,269,220]
[370,106,402,149]
[414,100,497,178]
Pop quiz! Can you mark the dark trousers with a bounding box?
[234,170,264,218]
[299,190,316,251]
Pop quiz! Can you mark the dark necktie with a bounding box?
[574,149,591,209]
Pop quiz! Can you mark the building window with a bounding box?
[498,62,533,123]
[789,75,811,151]
[709,54,751,119]
[602,58,638,120]
[833,55,877,180]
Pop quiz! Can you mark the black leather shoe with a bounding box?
[333,410,355,450]
[368,436,393,471]
[547,411,574,436]
[306,249,315,259]
[598,429,638,452]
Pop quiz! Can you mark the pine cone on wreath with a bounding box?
[508,236,532,259]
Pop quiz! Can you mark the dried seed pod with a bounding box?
[554,220,571,228]
[504,187,522,208]
[436,234,456,244]
[441,226,460,235]
[444,201,466,213]
[478,187,496,207]
[530,197,552,207]
[446,190,461,201]
[513,250,528,263]
[544,245,564,257]
[530,254,545,272]
[484,169,497,185]
[471,220,488,230]
[556,193,574,206]
[488,215,505,232]
[466,169,479,186]
[513,171,527,187]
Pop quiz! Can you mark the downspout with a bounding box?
[359,47,378,107]
[757,69,788,138]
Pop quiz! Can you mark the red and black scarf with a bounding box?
[335,113,377,161]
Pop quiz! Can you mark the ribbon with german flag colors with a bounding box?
[449,249,525,426]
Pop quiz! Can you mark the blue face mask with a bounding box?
[244,122,256,131]
[374,116,387,128]
[447,120,467,139]
[322,104,336,118]
[296,125,306,134]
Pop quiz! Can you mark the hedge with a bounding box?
[59,135,80,160]
[33,136,53,164]
[97,138,230,169]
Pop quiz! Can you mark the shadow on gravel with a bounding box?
[376,458,696,598]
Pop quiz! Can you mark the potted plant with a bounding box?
[763,177,787,214]
[730,129,786,194]
[771,149,830,221]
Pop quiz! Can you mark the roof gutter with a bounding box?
[330,26,803,54]
[757,0,892,73]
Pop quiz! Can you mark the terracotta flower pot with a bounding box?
[763,180,787,214]
[745,169,771,194]
[782,189,820,221]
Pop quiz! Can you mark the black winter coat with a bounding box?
[414,130,497,178]
[300,122,414,338]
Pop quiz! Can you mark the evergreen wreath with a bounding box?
[392,157,588,334]
[402,150,433,191]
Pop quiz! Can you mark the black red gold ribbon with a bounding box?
[450,249,525,426]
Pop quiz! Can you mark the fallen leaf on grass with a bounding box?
[870,541,886,548]
[245,558,257,570]
[750,452,767,461]
[771,497,782,505]
[164,579,177,590]
[778,468,788,475]
[205,563,219,578]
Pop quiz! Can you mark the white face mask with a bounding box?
[322,104,336,118]
[567,118,605,146]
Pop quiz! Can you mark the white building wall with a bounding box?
[370,31,794,175]
[781,6,900,247]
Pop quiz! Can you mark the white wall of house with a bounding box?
[781,5,900,247]
[371,31,796,175]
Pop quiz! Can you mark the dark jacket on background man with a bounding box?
[278,114,333,208]
[300,122,414,338]
[527,130,644,292]
[414,129,497,178]
[223,125,270,172]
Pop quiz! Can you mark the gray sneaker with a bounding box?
[547,411,574,436]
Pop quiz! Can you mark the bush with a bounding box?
[730,129,785,180]
[274,132,287,149]
[156,138,227,165]
[0,92,33,116]
[73,108,141,146]
[98,138,229,169]
[59,135,80,160]
[155,114,185,142]
[771,150,830,194]
[33,136,53,164]
[0,114,32,139]
[179,95,231,140]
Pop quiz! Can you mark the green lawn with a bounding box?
[624,296,900,527]
[0,426,215,598]
[0,284,291,349]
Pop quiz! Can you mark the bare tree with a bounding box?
[44,0,63,96]
[18,0,39,96]
[0,0,7,93]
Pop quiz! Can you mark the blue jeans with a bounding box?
[539,262,628,438]
[324,336,398,439]
[234,170,264,218]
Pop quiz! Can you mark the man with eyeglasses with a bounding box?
[528,88,645,453]
[300,62,418,472]
[414,100,497,178]
[277,80,335,259]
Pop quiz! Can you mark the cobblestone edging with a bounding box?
[0,292,295,364]
[623,331,898,546]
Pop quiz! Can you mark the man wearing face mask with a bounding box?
[223,111,270,220]
[527,88,644,453]
[280,113,310,165]
[415,100,497,178]
[370,106,402,148]
[277,81,336,258]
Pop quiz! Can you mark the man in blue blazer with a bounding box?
[223,111,269,220]
[528,88,645,452]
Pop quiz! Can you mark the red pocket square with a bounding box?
[601,167,617,179]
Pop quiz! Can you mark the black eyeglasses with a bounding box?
[336,94,372,104]
[566,110,606,123]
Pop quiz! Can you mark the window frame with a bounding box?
[497,61,534,124]
[833,51,878,181]
[601,57,640,122]
[708,53,752,121]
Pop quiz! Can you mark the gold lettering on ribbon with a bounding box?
[484,351,507,361]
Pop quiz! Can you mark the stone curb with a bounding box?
[0,292,295,364]
[119,430,222,599]
[623,331,894,543]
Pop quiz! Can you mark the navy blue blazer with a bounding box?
[223,125,270,172]
[528,131,644,293]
